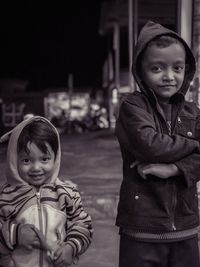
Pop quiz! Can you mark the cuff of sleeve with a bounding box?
[174,162,194,188]
[10,223,19,246]
[1,221,17,251]
[66,238,82,257]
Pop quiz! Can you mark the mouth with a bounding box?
[159,85,176,89]
[29,174,44,179]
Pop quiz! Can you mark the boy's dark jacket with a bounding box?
[115,21,200,232]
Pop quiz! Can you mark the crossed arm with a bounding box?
[134,161,180,179]
[116,99,200,187]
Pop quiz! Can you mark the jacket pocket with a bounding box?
[176,185,199,216]
[118,179,171,219]
[175,116,196,139]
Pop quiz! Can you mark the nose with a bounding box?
[163,68,175,81]
[31,161,41,172]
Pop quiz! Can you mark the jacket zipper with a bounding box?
[166,120,177,230]
[158,101,182,231]
[171,183,177,231]
[166,121,172,136]
[35,191,43,230]
[35,190,44,267]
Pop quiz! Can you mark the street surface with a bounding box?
[59,129,122,267]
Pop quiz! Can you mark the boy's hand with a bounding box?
[137,163,180,179]
[53,243,74,267]
[17,224,49,251]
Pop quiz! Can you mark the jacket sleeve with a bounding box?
[116,99,200,163]
[64,185,93,258]
[0,221,17,267]
[173,113,200,188]
[0,185,20,256]
[173,153,200,187]
[0,220,16,253]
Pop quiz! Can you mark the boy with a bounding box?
[115,21,200,267]
[0,116,93,267]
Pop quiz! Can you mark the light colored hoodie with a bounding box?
[0,116,92,267]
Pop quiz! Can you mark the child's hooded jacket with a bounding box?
[115,21,200,236]
[0,116,92,267]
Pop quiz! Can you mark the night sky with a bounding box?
[0,2,106,90]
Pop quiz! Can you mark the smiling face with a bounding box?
[18,141,55,188]
[141,41,186,103]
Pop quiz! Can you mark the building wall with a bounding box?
[192,0,200,105]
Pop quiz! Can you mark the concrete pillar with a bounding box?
[193,0,200,252]
[192,0,200,106]
[178,0,193,46]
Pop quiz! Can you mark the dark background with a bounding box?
[0,2,106,90]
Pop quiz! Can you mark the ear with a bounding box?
[0,130,13,144]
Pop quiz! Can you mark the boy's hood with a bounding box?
[132,21,196,98]
[2,116,61,186]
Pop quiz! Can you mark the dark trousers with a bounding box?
[119,234,200,267]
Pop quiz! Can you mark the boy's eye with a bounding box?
[173,65,185,73]
[151,65,162,73]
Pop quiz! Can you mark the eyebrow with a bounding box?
[173,60,185,64]
[148,60,185,65]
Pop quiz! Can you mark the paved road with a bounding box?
[59,130,122,267]
[79,219,119,267]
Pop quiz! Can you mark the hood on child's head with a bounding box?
[3,116,61,186]
[132,20,196,97]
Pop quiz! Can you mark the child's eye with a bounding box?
[22,158,30,164]
[151,66,162,73]
[42,157,51,162]
[173,65,185,73]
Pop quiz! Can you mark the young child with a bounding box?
[0,116,93,267]
[115,21,200,267]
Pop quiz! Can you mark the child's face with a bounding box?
[141,42,186,102]
[18,141,55,188]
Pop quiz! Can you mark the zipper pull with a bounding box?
[172,222,176,231]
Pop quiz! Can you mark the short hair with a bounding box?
[17,120,58,157]
[147,35,182,48]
